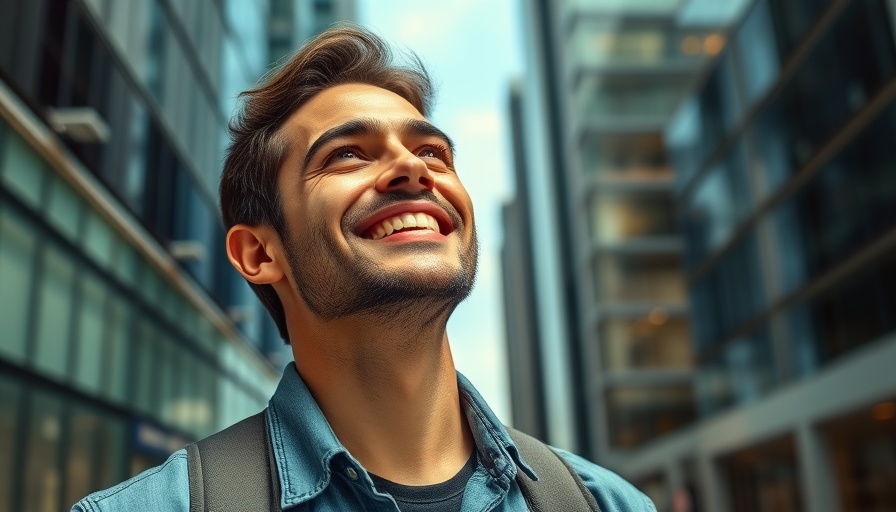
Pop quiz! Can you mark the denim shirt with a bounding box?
[73,364,655,511]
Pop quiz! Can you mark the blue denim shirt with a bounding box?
[73,364,655,511]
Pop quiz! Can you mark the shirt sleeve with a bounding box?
[553,448,658,512]
[70,449,190,512]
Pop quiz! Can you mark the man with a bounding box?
[72,26,655,511]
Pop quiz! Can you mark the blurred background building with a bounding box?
[0,0,352,509]
[504,0,896,510]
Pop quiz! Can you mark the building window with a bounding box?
[696,327,777,416]
[718,435,804,512]
[606,384,696,449]
[594,253,686,303]
[822,398,896,512]
[589,191,677,244]
[0,203,38,363]
[580,132,669,179]
[600,316,693,371]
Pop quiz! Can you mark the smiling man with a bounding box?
[72,26,655,512]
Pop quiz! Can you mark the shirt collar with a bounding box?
[266,363,538,508]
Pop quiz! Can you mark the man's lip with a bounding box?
[354,201,455,237]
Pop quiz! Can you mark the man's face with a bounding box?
[275,83,478,320]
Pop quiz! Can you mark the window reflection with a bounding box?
[772,101,896,297]
[688,231,765,350]
[750,0,896,199]
[682,142,752,270]
[696,327,776,415]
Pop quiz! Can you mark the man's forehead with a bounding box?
[283,83,427,148]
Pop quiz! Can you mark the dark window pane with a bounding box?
[0,373,21,511]
[719,435,804,512]
[751,0,896,199]
[22,390,64,511]
[822,400,896,512]
[606,384,696,449]
[772,101,896,297]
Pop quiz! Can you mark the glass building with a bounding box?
[0,0,353,509]
[505,0,744,460]
[505,0,896,510]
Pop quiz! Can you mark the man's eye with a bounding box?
[335,148,357,159]
[417,145,450,163]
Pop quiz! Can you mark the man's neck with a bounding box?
[292,315,474,485]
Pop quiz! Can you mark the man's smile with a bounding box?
[353,200,457,242]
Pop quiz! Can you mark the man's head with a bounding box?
[220,26,478,342]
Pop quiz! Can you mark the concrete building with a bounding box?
[0,0,352,509]
[505,0,896,510]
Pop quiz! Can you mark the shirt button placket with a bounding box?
[346,467,359,480]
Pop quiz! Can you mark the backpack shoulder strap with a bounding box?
[507,427,602,512]
[186,410,280,512]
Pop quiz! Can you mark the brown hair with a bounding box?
[219,24,434,342]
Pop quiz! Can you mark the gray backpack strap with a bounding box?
[186,410,281,512]
[508,428,602,512]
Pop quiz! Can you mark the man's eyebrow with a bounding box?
[302,117,455,171]
[399,119,456,154]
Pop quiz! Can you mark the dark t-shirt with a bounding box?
[369,451,478,512]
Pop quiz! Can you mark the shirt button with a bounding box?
[346,467,359,480]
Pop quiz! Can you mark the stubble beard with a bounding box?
[283,219,479,323]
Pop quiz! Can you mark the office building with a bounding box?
[505,0,896,510]
[506,0,742,456]
[0,0,352,509]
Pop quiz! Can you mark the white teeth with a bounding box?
[366,212,440,240]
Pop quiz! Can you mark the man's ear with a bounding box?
[226,224,285,284]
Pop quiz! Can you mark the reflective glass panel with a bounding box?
[33,242,76,379]
[0,204,37,362]
[74,270,107,394]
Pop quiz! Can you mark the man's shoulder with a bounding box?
[553,448,657,512]
[71,449,190,512]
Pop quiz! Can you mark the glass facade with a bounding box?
[0,0,354,508]
[668,0,896,415]
[656,0,896,508]
[511,0,896,508]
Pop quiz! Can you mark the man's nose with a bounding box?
[374,148,435,194]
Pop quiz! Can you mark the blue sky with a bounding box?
[358,0,525,421]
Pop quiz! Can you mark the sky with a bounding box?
[358,0,525,422]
